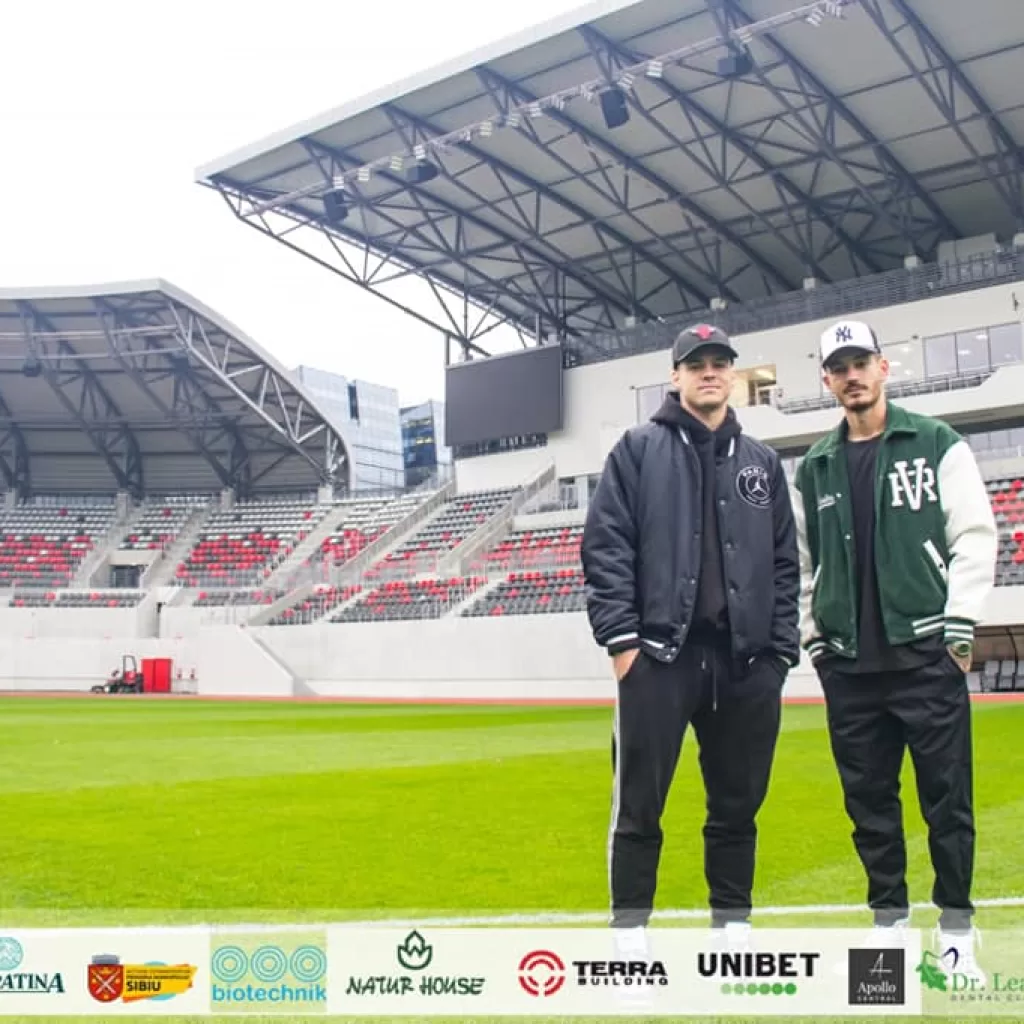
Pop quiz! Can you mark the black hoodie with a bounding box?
[651,393,742,643]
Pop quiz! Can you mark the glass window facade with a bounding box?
[292,366,405,494]
[401,400,452,488]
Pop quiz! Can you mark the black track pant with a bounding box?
[609,645,783,928]
[819,655,976,931]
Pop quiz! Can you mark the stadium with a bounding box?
[4,0,1024,1016]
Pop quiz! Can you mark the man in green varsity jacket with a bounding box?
[793,319,997,985]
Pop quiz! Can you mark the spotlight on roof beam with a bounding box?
[407,160,439,185]
[805,8,825,26]
[323,189,349,225]
[717,52,753,77]
[599,87,630,130]
[21,356,43,378]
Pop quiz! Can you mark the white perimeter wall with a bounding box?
[255,614,823,700]
[455,281,1024,491]
[6,584,1024,698]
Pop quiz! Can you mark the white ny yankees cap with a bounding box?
[820,320,882,369]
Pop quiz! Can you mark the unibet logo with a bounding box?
[698,951,819,997]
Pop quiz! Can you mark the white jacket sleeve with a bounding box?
[937,439,998,645]
[792,476,826,660]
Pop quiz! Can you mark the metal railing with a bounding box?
[565,247,1024,367]
[777,369,996,413]
[467,547,582,577]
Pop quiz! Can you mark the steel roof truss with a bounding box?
[473,68,759,301]
[860,0,1024,226]
[583,24,884,276]
[16,302,144,497]
[91,299,241,491]
[720,0,960,256]
[172,303,336,484]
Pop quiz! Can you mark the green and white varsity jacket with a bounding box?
[792,402,997,663]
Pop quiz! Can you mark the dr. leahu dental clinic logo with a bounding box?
[88,955,197,1004]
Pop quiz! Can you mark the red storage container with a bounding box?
[141,657,173,693]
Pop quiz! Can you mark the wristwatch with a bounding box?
[949,640,973,660]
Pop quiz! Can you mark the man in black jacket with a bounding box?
[581,324,800,948]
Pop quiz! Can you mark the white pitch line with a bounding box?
[34,896,1024,935]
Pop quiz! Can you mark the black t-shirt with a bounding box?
[828,435,943,675]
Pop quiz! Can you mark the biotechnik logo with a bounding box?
[211,941,326,1011]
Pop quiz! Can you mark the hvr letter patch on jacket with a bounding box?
[888,458,937,511]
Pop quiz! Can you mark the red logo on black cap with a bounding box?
[692,324,716,341]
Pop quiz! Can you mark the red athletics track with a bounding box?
[1,691,1023,706]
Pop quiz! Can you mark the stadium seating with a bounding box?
[0,502,117,588]
[332,576,486,622]
[267,584,363,625]
[365,489,515,579]
[9,590,144,608]
[473,524,583,574]
[462,569,585,617]
[319,492,429,566]
[120,497,209,552]
[987,477,1024,585]
[175,499,328,588]
[980,659,1024,691]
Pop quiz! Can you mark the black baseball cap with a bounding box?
[671,323,738,366]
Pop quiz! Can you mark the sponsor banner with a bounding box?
[326,926,923,1016]
[209,929,327,1015]
[0,929,208,1015]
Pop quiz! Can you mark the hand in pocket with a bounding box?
[613,649,640,682]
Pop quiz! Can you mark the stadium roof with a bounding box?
[196,0,1024,354]
[0,281,351,498]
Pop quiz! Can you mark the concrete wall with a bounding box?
[0,606,143,639]
[255,614,821,701]
[159,603,262,637]
[194,626,294,698]
[0,635,196,692]
[4,579,1024,699]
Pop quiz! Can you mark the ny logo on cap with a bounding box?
[836,325,853,343]
[692,324,716,340]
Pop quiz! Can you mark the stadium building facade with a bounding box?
[3,0,1023,703]
[400,400,451,489]
[291,366,406,494]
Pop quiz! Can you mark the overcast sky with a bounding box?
[0,0,587,407]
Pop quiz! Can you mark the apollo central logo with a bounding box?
[888,458,937,511]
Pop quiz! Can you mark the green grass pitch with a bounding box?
[1,694,1021,1023]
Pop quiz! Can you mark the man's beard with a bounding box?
[841,388,879,413]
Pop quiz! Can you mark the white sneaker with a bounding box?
[936,927,986,990]
[713,920,753,953]
[834,917,909,976]
[611,927,655,1013]
[613,925,648,959]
